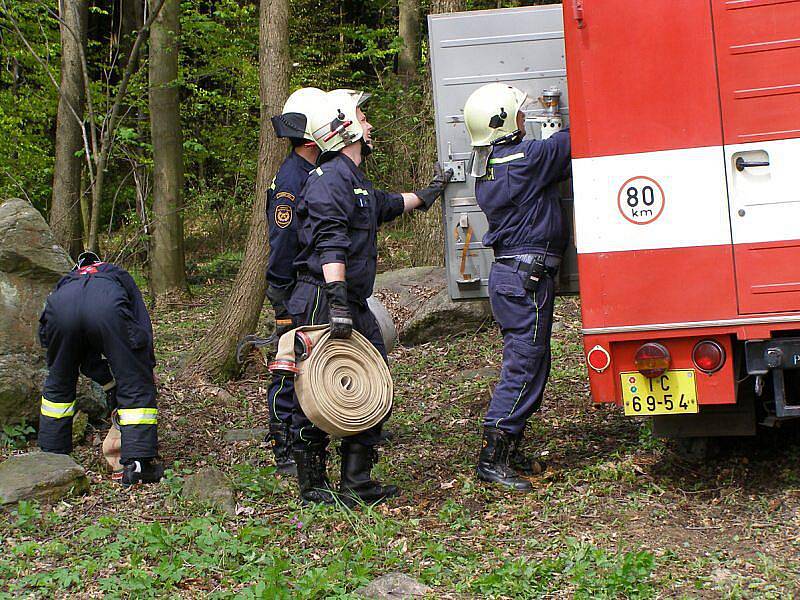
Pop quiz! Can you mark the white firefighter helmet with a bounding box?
[463,83,529,177]
[271,87,326,141]
[308,89,371,153]
[464,83,528,147]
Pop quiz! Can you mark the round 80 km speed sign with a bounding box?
[617,176,665,225]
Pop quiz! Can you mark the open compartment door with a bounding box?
[428,5,577,300]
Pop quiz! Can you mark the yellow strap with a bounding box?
[40,397,75,419]
[118,408,158,426]
[489,152,525,165]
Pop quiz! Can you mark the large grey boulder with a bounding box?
[373,266,446,316]
[0,452,89,505]
[354,573,432,599]
[0,198,105,425]
[373,266,492,346]
[399,288,492,346]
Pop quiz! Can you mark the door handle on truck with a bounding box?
[573,0,585,29]
[735,157,770,171]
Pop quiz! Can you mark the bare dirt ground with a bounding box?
[2,278,799,598]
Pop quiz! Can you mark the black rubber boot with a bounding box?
[120,458,164,486]
[510,431,546,476]
[476,427,532,491]
[339,439,399,505]
[294,444,337,505]
[267,422,297,476]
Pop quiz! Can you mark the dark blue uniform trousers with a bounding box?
[286,280,388,450]
[267,353,295,425]
[39,276,158,460]
[484,262,555,435]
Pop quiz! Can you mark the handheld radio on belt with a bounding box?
[523,242,550,295]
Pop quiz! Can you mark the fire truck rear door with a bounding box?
[712,0,800,315]
[428,5,576,301]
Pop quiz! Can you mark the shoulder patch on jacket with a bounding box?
[275,205,293,228]
[275,191,295,202]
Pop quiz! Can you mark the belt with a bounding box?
[268,325,392,437]
[496,256,560,278]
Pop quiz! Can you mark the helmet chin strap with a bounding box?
[491,129,523,146]
[360,138,372,158]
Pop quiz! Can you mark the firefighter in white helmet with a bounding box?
[464,82,572,491]
[285,88,453,506]
[263,87,327,476]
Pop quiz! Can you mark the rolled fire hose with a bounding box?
[268,325,393,437]
[103,410,123,477]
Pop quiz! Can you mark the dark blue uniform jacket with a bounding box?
[476,130,571,257]
[267,151,315,293]
[39,262,155,368]
[294,153,405,300]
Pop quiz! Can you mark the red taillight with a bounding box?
[692,340,725,374]
[634,342,671,378]
[586,345,611,372]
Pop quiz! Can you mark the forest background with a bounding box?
[1,0,558,378]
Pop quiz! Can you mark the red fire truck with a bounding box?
[429,1,800,441]
[568,0,800,438]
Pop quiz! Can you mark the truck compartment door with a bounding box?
[712,0,800,315]
[428,5,576,301]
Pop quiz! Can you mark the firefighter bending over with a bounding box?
[37,251,163,485]
[463,83,572,491]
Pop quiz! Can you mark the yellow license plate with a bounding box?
[620,370,699,416]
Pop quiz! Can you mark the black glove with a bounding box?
[267,284,293,337]
[324,281,353,339]
[414,162,454,211]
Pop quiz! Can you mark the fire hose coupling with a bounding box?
[533,86,563,140]
[268,326,328,377]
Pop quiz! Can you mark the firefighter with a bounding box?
[463,82,571,491]
[287,88,453,505]
[265,87,327,476]
[38,251,162,485]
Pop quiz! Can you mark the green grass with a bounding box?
[3,285,799,598]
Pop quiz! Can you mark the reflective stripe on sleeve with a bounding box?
[40,397,76,419]
[118,408,158,426]
[353,188,369,195]
[488,152,525,165]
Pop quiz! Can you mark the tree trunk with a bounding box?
[50,0,87,260]
[398,0,420,82]
[182,0,289,380]
[432,0,465,12]
[120,0,144,71]
[148,0,188,303]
